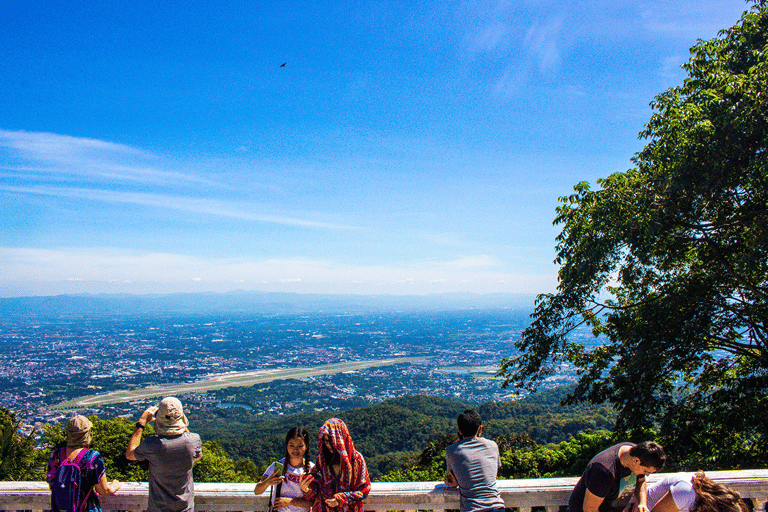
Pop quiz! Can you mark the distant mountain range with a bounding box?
[0,290,537,319]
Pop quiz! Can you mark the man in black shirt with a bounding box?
[568,442,665,512]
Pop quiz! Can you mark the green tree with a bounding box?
[90,417,151,482]
[497,429,615,478]
[0,408,47,481]
[194,441,252,483]
[378,434,455,482]
[234,457,260,481]
[498,1,768,469]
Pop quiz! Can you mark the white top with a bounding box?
[263,458,315,512]
[646,473,698,512]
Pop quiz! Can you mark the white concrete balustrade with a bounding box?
[1,471,766,512]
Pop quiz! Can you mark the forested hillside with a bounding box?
[191,386,616,478]
[1,386,617,482]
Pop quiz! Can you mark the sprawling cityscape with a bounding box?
[0,304,587,435]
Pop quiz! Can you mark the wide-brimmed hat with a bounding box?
[155,397,189,435]
[66,415,92,447]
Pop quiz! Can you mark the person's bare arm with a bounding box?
[94,473,121,496]
[583,489,605,512]
[444,470,458,487]
[125,427,142,461]
[254,470,283,495]
[126,408,155,461]
[634,475,650,512]
[275,497,312,509]
[650,491,679,512]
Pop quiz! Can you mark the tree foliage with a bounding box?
[0,408,46,481]
[195,388,615,478]
[1,388,615,483]
[498,1,768,468]
[194,441,252,483]
[498,429,614,479]
[379,429,615,482]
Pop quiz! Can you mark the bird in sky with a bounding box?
[280,63,286,67]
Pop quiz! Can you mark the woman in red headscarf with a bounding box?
[300,418,371,512]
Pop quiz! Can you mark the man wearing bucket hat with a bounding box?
[126,397,203,512]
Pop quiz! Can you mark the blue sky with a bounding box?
[0,0,750,297]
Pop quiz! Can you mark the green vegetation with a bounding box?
[193,386,616,479]
[1,386,619,482]
[9,379,756,484]
[379,429,615,482]
[498,0,768,469]
[0,408,47,481]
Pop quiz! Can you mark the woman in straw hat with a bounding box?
[46,415,121,512]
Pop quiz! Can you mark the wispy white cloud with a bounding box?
[458,1,567,96]
[637,2,746,38]
[523,15,565,73]
[0,130,362,231]
[0,130,216,187]
[467,20,514,56]
[0,184,356,230]
[441,255,498,269]
[0,130,150,159]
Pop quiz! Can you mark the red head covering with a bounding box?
[310,418,370,512]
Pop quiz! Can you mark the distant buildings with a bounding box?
[1,311,586,432]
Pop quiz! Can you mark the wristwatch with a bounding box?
[135,422,145,430]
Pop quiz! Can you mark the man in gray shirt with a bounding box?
[444,409,505,512]
[126,397,203,512]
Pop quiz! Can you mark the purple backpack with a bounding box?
[48,448,93,512]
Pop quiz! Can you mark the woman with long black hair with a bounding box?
[255,427,315,512]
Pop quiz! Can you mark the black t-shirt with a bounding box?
[568,443,635,512]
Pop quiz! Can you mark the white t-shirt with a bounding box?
[646,473,698,512]
[263,458,315,512]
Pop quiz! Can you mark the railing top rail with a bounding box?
[1,470,766,512]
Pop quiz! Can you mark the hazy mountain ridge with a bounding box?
[0,291,537,319]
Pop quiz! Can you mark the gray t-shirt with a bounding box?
[134,433,202,512]
[445,436,505,512]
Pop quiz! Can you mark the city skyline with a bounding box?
[0,0,749,297]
